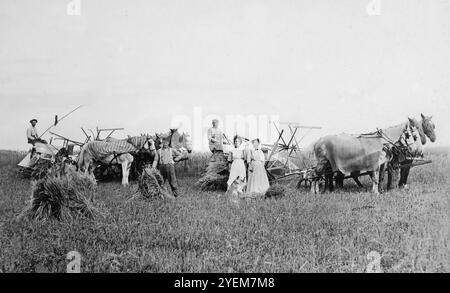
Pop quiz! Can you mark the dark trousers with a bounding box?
[159,164,179,196]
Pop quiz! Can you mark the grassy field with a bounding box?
[0,148,448,273]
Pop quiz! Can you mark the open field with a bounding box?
[0,148,449,273]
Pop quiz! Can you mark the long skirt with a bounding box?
[227,159,246,189]
[247,161,270,194]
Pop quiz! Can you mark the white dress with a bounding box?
[227,148,247,187]
[247,149,270,194]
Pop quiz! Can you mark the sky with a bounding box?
[1,0,449,150]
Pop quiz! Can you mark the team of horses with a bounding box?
[310,114,436,194]
[77,129,192,186]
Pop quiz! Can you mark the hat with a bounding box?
[29,119,38,123]
[212,118,219,123]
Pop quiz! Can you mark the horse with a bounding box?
[311,120,422,194]
[333,123,424,191]
[77,134,153,186]
[387,114,436,190]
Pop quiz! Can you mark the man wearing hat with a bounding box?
[207,119,225,154]
[27,119,46,146]
[152,137,181,197]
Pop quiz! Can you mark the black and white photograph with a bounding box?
[0,0,449,279]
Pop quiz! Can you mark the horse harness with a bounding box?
[104,136,153,165]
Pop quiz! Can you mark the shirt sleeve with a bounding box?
[207,128,213,141]
[27,128,34,140]
[172,148,182,157]
[259,150,266,162]
[152,150,160,168]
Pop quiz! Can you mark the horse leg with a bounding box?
[387,165,393,190]
[351,171,363,188]
[316,179,321,194]
[126,155,134,185]
[310,179,316,193]
[120,156,131,186]
[399,166,411,189]
[311,178,320,194]
[335,172,344,188]
[326,173,334,192]
[369,170,380,194]
[378,163,386,194]
[353,176,363,188]
[390,167,400,190]
[402,167,411,188]
[121,160,127,186]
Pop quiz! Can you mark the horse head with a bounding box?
[154,133,164,150]
[143,133,156,151]
[408,117,427,145]
[421,113,436,143]
[126,134,152,152]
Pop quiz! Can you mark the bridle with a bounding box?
[376,124,419,159]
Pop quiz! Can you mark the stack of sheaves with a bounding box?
[19,168,99,222]
[196,152,229,191]
[138,166,174,200]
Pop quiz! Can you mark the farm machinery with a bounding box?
[260,121,431,190]
[18,126,155,181]
[263,121,322,184]
[16,104,156,181]
[18,106,87,179]
[18,139,82,180]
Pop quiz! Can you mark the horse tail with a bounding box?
[312,138,330,174]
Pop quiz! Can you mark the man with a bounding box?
[152,138,181,197]
[207,119,224,153]
[27,119,46,146]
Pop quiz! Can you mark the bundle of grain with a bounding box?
[30,159,53,180]
[20,169,98,222]
[138,167,174,200]
[196,152,229,191]
[265,184,287,199]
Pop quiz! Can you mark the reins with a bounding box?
[376,126,415,158]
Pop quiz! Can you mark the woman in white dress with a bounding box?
[227,136,247,193]
[247,139,270,194]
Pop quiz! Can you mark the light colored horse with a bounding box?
[311,121,422,194]
[388,114,436,189]
[77,135,152,186]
